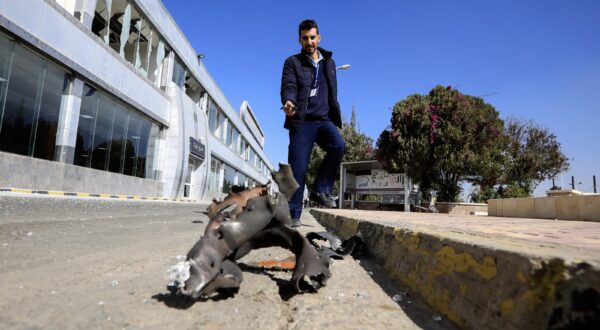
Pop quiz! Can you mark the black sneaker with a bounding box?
[309,191,336,208]
[291,218,302,227]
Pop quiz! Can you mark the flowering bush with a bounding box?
[376,86,504,202]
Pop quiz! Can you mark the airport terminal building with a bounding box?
[0,0,274,201]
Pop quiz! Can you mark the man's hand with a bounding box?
[283,100,296,117]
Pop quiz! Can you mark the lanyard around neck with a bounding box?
[312,62,320,89]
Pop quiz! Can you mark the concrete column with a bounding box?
[54,77,84,164]
[200,92,209,114]
[76,0,97,29]
[339,164,344,209]
[162,51,176,93]
[148,125,165,182]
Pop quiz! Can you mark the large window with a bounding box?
[248,147,256,169]
[222,163,236,193]
[134,119,151,178]
[224,119,233,147]
[74,83,157,178]
[240,138,248,160]
[171,56,186,88]
[231,127,240,153]
[90,94,114,171]
[74,84,98,167]
[237,172,247,188]
[108,103,128,173]
[0,35,70,161]
[217,110,225,140]
[123,113,141,175]
[208,99,218,134]
[208,157,222,192]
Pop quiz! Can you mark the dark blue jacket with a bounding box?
[280,47,342,131]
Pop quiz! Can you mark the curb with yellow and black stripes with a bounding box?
[0,187,198,203]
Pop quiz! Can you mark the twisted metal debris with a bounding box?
[167,164,332,298]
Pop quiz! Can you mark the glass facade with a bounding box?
[205,95,270,182]
[0,34,70,161]
[208,155,267,193]
[92,0,169,89]
[0,1,273,200]
[74,84,157,178]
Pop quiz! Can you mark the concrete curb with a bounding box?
[0,187,197,203]
[310,209,600,330]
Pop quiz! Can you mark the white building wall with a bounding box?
[136,0,272,170]
[0,0,170,126]
[0,0,274,201]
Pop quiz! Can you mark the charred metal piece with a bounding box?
[167,164,331,299]
[307,231,364,259]
[205,184,268,219]
[170,193,282,298]
[271,163,299,200]
[232,225,331,292]
[204,185,268,235]
[199,260,243,296]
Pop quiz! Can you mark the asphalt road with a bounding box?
[0,194,453,329]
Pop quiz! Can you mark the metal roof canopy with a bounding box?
[340,160,382,172]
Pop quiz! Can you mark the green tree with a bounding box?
[306,105,375,191]
[468,118,570,202]
[501,117,569,195]
[376,86,504,202]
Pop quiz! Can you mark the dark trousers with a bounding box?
[288,120,345,219]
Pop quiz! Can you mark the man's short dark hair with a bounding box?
[299,19,319,35]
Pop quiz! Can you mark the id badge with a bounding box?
[310,88,318,97]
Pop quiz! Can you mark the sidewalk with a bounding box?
[310,209,600,330]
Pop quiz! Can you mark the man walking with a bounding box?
[280,19,345,227]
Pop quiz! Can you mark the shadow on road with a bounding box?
[238,263,300,301]
[152,293,197,309]
[152,289,239,309]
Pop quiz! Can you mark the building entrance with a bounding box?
[184,158,198,198]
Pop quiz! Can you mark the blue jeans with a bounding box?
[288,120,345,219]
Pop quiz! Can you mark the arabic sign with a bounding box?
[354,170,406,190]
[189,137,205,163]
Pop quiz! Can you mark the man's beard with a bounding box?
[304,46,315,53]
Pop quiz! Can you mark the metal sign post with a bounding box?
[404,176,411,213]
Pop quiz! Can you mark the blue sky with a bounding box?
[162,0,600,197]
